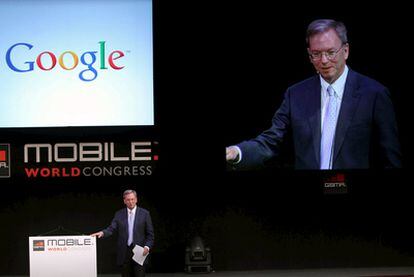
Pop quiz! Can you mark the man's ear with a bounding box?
[343,43,350,60]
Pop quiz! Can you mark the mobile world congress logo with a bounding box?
[0,144,11,177]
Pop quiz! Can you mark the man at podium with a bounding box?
[91,189,154,277]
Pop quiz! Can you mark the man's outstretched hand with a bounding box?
[90,231,104,238]
[226,146,239,162]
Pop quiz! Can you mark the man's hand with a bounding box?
[226,146,239,162]
[143,246,150,256]
[90,231,104,238]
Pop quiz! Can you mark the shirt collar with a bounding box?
[320,65,349,100]
[128,206,137,214]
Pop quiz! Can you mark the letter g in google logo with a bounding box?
[5,41,125,82]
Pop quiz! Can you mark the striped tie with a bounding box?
[320,85,338,169]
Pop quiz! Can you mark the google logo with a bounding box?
[5,41,125,82]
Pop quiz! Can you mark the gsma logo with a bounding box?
[33,240,45,251]
[0,144,11,178]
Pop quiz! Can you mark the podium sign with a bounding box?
[29,235,97,277]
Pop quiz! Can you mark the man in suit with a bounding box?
[226,19,402,170]
[91,190,154,277]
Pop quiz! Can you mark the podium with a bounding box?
[29,235,97,277]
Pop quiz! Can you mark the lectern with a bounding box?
[29,235,97,277]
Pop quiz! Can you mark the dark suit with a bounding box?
[237,69,402,170]
[103,207,154,276]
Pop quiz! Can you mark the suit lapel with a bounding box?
[307,76,322,168]
[124,208,129,237]
[333,70,361,165]
[133,207,140,232]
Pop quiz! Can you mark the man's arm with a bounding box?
[374,88,402,168]
[90,212,119,238]
[144,211,154,248]
[227,89,292,170]
[142,211,154,256]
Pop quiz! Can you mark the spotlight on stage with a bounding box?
[184,236,212,273]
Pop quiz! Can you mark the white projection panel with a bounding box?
[0,0,154,127]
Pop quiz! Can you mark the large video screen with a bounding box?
[0,0,153,128]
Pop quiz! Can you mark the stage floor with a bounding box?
[146,267,414,277]
[4,267,414,277]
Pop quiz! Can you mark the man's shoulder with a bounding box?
[114,208,126,216]
[349,70,388,91]
[138,207,150,215]
[288,75,319,93]
[286,70,388,93]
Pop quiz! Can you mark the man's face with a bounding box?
[308,29,349,84]
[123,193,138,209]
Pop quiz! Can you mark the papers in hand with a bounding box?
[132,245,148,266]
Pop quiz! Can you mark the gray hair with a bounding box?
[123,189,137,198]
[306,19,348,46]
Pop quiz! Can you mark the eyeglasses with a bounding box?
[308,45,346,61]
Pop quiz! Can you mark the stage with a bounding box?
[4,267,414,277]
[146,267,414,277]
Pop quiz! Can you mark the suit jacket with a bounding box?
[103,207,154,266]
[237,69,402,170]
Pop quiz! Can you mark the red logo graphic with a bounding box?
[33,240,45,251]
[0,150,6,161]
[0,144,11,178]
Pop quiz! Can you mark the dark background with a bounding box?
[1,1,414,274]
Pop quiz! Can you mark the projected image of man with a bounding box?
[226,19,402,170]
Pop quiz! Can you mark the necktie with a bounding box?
[127,210,134,246]
[320,85,338,169]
